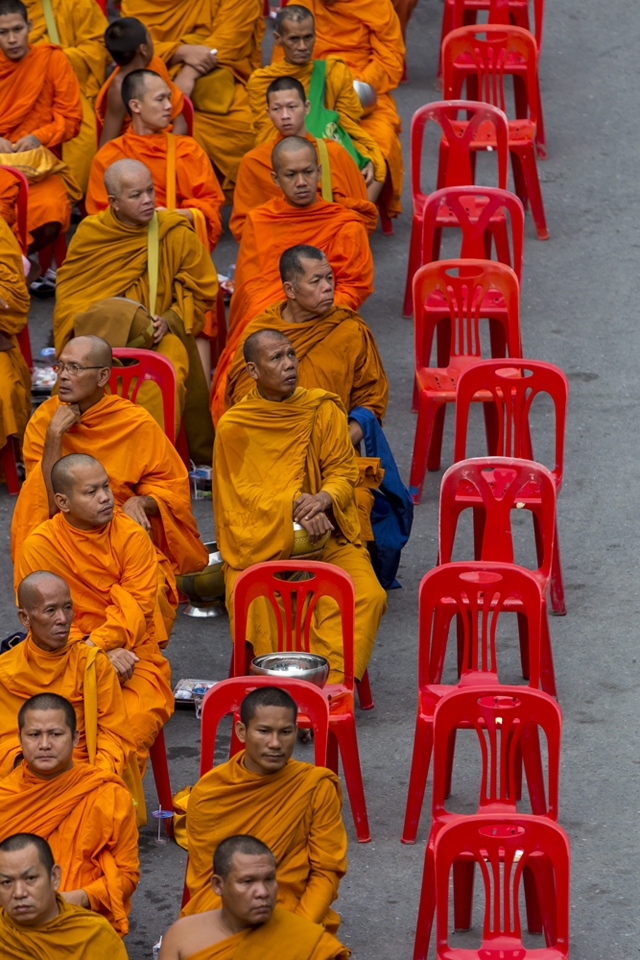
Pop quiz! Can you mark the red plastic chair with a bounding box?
[402,560,548,845]
[232,560,372,842]
[411,686,561,959]
[149,728,174,835]
[439,457,558,692]
[409,259,522,503]
[402,101,510,317]
[432,815,570,959]
[109,344,176,432]
[454,359,568,614]
[442,25,548,241]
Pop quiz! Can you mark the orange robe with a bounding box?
[95,54,184,138]
[183,752,347,932]
[284,0,405,217]
[0,44,82,241]
[229,131,376,241]
[247,58,386,182]
[86,131,224,250]
[0,762,139,936]
[0,895,129,959]
[0,631,136,779]
[213,387,387,682]
[0,217,31,458]
[120,0,264,191]
[15,511,175,766]
[10,393,208,579]
[25,0,110,191]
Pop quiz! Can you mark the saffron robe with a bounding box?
[86,131,224,250]
[213,387,387,681]
[10,393,208,579]
[0,895,128,959]
[15,511,175,766]
[25,0,110,192]
[0,217,31,457]
[0,762,139,936]
[229,131,376,241]
[95,54,184,140]
[0,44,82,241]
[0,631,135,779]
[247,57,386,182]
[120,0,265,192]
[283,0,405,217]
[183,752,346,931]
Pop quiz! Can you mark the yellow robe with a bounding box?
[25,0,110,192]
[0,217,31,459]
[183,752,347,932]
[212,386,387,682]
[0,895,129,959]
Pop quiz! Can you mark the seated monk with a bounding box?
[53,159,218,464]
[285,0,405,219]
[88,69,224,252]
[119,0,264,195]
[23,0,110,193]
[0,215,31,476]
[97,17,186,147]
[10,336,208,584]
[0,0,82,252]
[162,835,349,960]
[0,834,128,958]
[213,330,387,684]
[0,694,139,936]
[247,5,385,203]
[230,76,376,242]
[0,571,136,779]
[14,454,175,771]
[182,687,347,930]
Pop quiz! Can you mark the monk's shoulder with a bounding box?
[324,55,353,83]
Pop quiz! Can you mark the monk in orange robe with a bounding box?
[14,455,175,770]
[24,0,110,192]
[88,69,223,251]
[0,0,82,249]
[247,5,385,202]
[286,0,405,218]
[213,331,387,684]
[230,75,376,241]
[120,0,264,194]
[0,571,136,780]
[0,215,31,472]
[10,336,208,584]
[0,693,139,936]
[96,17,186,146]
[0,835,129,959]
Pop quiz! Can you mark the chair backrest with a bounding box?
[454,359,568,485]
[418,561,543,688]
[181,95,195,136]
[421,186,524,280]
[413,259,521,371]
[109,347,176,442]
[232,560,356,688]
[0,165,28,254]
[439,457,557,579]
[199,675,330,776]
[434,814,570,957]
[432,685,561,819]
[448,0,544,52]
[410,100,509,203]
[442,24,540,125]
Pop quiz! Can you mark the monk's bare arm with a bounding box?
[100,79,127,146]
[296,777,348,923]
[41,404,82,515]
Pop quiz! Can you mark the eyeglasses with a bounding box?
[53,362,108,377]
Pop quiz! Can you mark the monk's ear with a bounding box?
[304,100,310,116]
[245,362,259,384]
[16,607,30,630]
[234,718,248,743]
[211,873,224,897]
[51,864,62,892]
[97,366,111,388]
[54,492,70,514]
[271,169,281,189]
[273,29,283,47]
[282,280,296,301]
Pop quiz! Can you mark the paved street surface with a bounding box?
[1,0,637,956]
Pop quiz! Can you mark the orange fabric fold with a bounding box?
[0,216,31,450]
[0,895,129,958]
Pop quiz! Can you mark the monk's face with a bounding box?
[235,705,297,774]
[19,709,78,779]
[56,340,111,406]
[274,16,315,65]
[0,845,61,926]
[246,335,299,403]
[108,170,156,226]
[55,463,115,530]
[284,256,335,316]
[17,580,73,652]
[266,89,309,138]
[212,853,277,927]
[272,146,320,207]
[0,12,31,60]
[130,75,172,132]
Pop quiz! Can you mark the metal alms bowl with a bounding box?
[250,652,330,689]
[176,541,226,618]
[291,522,330,560]
[353,80,377,114]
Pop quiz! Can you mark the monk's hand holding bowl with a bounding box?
[12,134,40,152]
[105,647,139,683]
[152,315,169,344]
[293,491,334,544]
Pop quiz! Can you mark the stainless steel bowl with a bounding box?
[353,80,377,114]
[176,541,226,618]
[250,652,330,688]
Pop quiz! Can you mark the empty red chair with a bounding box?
[432,815,570,959]
[454,359,568,614]
[442,25,549,240]
[403,100,509,317]
[409,259,522,503]
[232,560,372,842]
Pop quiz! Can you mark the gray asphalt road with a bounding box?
[1,0,636,956]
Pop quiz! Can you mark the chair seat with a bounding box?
[416,360,496,399]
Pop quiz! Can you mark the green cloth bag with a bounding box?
[305,59,370,172]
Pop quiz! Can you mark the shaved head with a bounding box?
[17,571,69,611]
[274,4,313,31]
[243,329,292,365]
[121,68,163,110]
[104,158,152,198]
[271,136,317,174]
[66,335,112,367]
[50,453,102,497]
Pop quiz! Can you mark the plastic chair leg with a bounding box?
[1,439,21,495]
[523,863,543,934]
[332,716,371,842]
[510,149,529,211]
[518,145,549,240]
[520,721,548,815]
[453,859,475,929]
[517,611,531,680]
[550,519,566,615]
[176,421,190,467]
[149,728,174,836]
[401,719,434,844]
[426,403,447,472]
[409,395,439,504]
[327,728,339,775]
[534,75,547,160]
[443,727,457,798]
[539,604,557,698]
[412,846,436,960]
[356,669,374,710]
[403,214,423,317]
